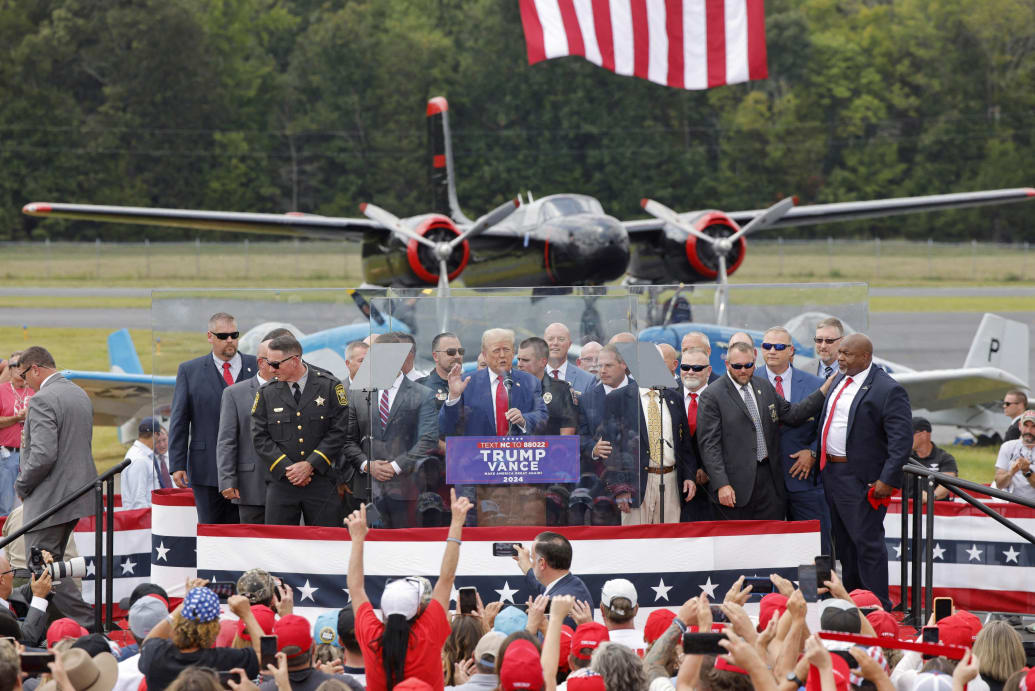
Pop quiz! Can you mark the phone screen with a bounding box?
[682,632,727,655]
[492,542,520,557]
[797,565,818,603]
[934,597,952,622]
[458,587,477,614]
[20,652,55,674]
[814,555,832,588]
[218,671,241,689]
[260,635,278,669]
[741,576,774,593]
[922,626,940,644]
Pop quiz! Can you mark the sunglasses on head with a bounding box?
[210,331,240,340]
[680,364,708,372]
[267,354,298,369]
[814,337,842,345]
[729,362,755,370]
[437,348,465,357]
[761,342,790,351]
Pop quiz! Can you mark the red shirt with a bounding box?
[356,598,451,691]
[0,383,33,449]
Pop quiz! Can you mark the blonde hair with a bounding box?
[171,612,221,650]
[972,620,1025,682]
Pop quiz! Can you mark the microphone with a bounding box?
[503,373,514,391]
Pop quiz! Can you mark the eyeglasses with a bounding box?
[1002,400,1021,407]
[680,364,708,372]
[761,342,790,351]
[267,354,299,370]
[814,337,842,345]
[436,348,465,357]
[210,331,240,340]
[730,362,755,370]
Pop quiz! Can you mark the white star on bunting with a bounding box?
[651,578,673,602]
[965,544,982,562]
[698,577,719,598]
[495,581,518,604]
[1003,546,1021,564]
[298,579,319,602]
[154,542,170,562]
[121,559,137,575]
[931,544,945,561]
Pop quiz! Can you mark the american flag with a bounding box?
[518,0,768,90]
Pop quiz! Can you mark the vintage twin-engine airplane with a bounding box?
[22,96,1035,303]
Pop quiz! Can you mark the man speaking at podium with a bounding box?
[439,329,547,438]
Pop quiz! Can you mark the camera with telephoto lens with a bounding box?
[28,546,87,580]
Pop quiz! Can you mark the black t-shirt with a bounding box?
[139,638,259,691]
[541,375,578,435]
[904,443,958,499]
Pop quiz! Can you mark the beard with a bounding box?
[682,374,704,390]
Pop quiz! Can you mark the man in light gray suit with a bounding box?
[15,346,96,628]
[349,334,437,528]
[217,330,290,524]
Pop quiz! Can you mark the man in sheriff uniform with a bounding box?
[517,337,577,435]
[252,334,361,526]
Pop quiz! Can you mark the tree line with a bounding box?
[2,0,1033,242]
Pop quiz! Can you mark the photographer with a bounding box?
[0,551,55,647]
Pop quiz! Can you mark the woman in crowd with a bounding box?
[346,490,473,691]
[442,616,485,686]
[972,621,1025,691]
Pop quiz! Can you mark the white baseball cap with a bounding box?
[600,578,638,616]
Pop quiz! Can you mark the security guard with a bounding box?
[517,337,577,435]
[251,334,361,526]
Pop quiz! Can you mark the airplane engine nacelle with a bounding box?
[405,214,470,285]
[627,210,747,283]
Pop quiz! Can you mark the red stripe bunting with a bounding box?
[631,0,650,79]
[558,0,585,56]
[665,0,685,89]
[519,0,548,64]
[705,0,727,88]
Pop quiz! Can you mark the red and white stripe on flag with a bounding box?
[518,0,767,89]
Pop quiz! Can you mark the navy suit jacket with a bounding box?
[169,353,258,487]
[815,366,912,488]
[522,570,594,627]
[761,366,824,492]
[563,364,597,396]
[439,368,548,437]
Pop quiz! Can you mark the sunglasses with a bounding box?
[1002,400,1021,407]
[761,342,790,351]
[210,331,240,340]
[267,354,299,370]
[18,364,33,379]
[436,348,465,357]
[680,364,708,372]
[729,362,755,370]
[814,337,842,345]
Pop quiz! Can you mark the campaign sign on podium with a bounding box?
[446,436,579,485]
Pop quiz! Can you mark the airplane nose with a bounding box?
[543,215,630,284]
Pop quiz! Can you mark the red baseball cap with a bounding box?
[500,639,543,690]
[236,604,277,641]
[951,610,982,639]
[273,614,313,658]
[866,609,899,639]
[644,609,677,644]
[393,680,434,691]
[806,654,850,691]
[936,615,974,648]
[46,618,88,648]
[570,622,610,661]
[714,657,749,675]
[758,593,788,631]
[566,672,606,691]
[1020,668,1035,691]
[557,625,574,673]
[215,619,238,648]
[849,589,883,611]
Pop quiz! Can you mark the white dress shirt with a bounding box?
[212,352,242,382]
[38,372,59,390]
[766,366,792,401]
[823,365,871,456]
[547,361,569,381]
[683,382,708,416]
[603,376,629,395]
[727,372,762,414]
[639,388,675,467]
[121,440,169,509]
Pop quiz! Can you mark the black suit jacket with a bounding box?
[697,374,825,505]
[1005,419,1021,442]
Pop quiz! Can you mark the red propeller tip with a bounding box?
[23,203,51,215]
[640,198,649,208]
[359,203,368,213]
[1025,188,1035,197]
[426,97,448,116]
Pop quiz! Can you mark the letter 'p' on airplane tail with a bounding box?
[964,313,1030,387]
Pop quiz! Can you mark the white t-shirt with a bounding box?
[607,628,647,657]
[995,440,1035,501]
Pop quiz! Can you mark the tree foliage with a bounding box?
[1,0,1033,241]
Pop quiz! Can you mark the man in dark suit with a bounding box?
[350,334,438,528]
[815,334,911,610]
[577,346,631,469]
[252,334,361,526]
[759,326,831,554]
[679,347,715,522]
[697,342,831,521]
[439,328,547,437]
[680,331,720,383]
[217,329,291,524]
[169,312,257,524]
[514,532,594,628]
[517,337,577,436]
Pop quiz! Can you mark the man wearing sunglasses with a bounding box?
[419,332,464,411]
[814,317,845,379]
[758,327,831,554]
[697,342,832,521]
[169,312,258,524]
[1002,389,1028,442]
[678,348,714,522]
[252,333,361,526]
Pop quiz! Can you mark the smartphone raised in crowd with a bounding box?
[934,597,953,622]
[682,632,728,655]
[20,652,55,675]
[797,565,818,603]
[458,587,478,614]
[741,576,774,594]
[218,671,242,689]
[260,635,278,669]
[922,626,940,644]
[814,555,833,589]
[205,582,236,600]
[492,542,521,558]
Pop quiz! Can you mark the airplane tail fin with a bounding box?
[108,328,144,374]
[426,96,472,224]
[963,313,1030,387]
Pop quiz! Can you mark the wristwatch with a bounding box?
[786,671,804,686]
[1023,470,1032,479]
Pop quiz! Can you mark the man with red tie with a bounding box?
[814,333,911,610]
[679,348,714,522]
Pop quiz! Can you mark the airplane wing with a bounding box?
[622,188,1035,232]
[64,370,176,427]
[890,367,1027,413]
[22,203,381,240]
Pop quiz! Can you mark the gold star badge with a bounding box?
[315,395,326,406]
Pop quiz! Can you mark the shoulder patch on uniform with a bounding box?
[251,390,260,414]
[335,383,347,406]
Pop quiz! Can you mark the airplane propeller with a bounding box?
[361,197,520,330]
[641,196,795,325]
